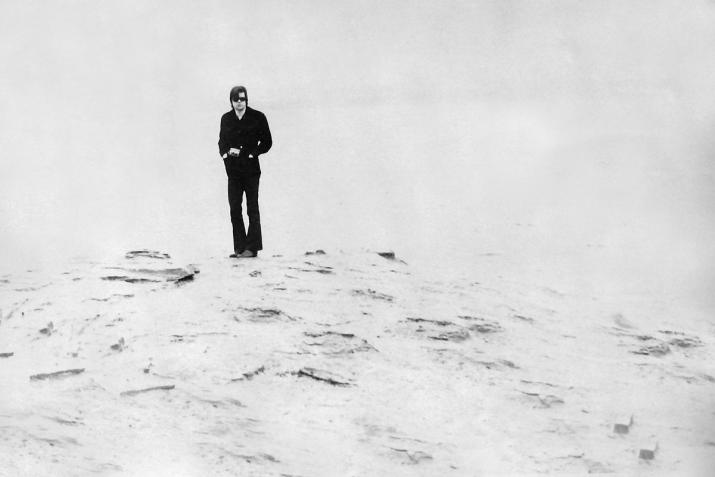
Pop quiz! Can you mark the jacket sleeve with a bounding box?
[218,115,229,157]
[252,113,272,157]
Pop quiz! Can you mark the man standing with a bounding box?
[218,86,272,258]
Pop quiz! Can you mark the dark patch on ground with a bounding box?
[407,317,454,327]
[288,265,333,275]
[429,329,471,342]
[125,250,170,259]
[458,315,503,333]
[352,289,394,302]
[389,448,433,465]
[120,385,175,397]
[30,368,85,381]
[305,249,326,255]
[101,276,160,284]
[519,391,565,408]
[668,337,703,348]
[303,331,377,353]
[294,367,352,387]
[513,314,535,322]
[377,251,408,264]
[237,307,296,322]
[232,366,266,381]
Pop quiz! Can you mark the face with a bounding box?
[232,93,247,113]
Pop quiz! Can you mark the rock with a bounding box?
[101,276,160,284]
[613,415,633,434]
[173,272,195,284]
[39,321,54,335]
[296,367,352,387]
[120,385,175,397]
[125,250,170,260]
[638,442,658,460]
[377,251,408,264]
[110,337,125,352]
[231,365,266,381]
[30,368,85,381]
[304,249,326,255]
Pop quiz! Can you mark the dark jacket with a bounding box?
[218,106,272,175]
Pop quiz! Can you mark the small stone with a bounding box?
[614,415,633,434]
[638,442,658,460]
[305,249,326,256]
[39,322,54,335]
[110,337,125,351]
[120,385,175,397]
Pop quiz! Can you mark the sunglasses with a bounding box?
[232,97,247,102]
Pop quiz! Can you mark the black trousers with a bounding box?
[227,173,262,253]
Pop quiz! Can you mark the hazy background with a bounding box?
[2,1,714,318]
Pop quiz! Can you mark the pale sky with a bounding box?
[1,1,714,312]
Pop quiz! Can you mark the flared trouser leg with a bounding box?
[227,174,262,253]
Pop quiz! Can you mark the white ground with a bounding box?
[1,249,713,476]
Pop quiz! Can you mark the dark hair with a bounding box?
[229,85,248,105]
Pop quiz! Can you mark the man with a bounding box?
[218,86,272,258]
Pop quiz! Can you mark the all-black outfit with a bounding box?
[218,106,272,254]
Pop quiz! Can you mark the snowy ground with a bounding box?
[1,249,713,476]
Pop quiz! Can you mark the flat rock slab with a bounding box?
[296,367,353,387]
[30,368,85,381]
[120,385,176,397]
[125,250,171,259]
[101,276,161,284]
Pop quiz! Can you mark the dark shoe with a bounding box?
[238,250,257,258]
[229,250,244,258]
